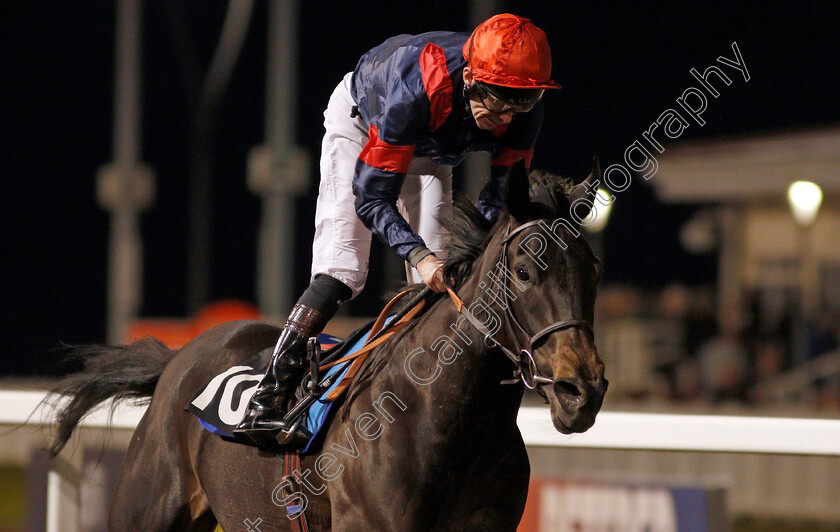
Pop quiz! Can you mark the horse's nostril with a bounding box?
[554,379,583,399]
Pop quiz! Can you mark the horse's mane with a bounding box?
[442,169,575,290]
[339,169,576,414]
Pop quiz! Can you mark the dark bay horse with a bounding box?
[49,160,607,531]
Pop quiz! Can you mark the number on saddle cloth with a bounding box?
[185,320,382,453]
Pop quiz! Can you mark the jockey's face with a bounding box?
[463,67,526,130]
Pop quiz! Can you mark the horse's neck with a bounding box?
[395,276,524,430]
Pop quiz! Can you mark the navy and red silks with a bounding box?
[349,31,544,260]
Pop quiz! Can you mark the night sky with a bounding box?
[3,2,838,375]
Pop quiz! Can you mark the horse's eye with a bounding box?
[515,267,530,282]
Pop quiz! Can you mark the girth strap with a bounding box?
[282,452,310,532]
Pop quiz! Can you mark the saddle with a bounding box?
[186,289,428,453]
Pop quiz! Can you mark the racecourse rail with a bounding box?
[3,389,840,455]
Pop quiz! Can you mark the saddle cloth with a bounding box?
[185,320,382,454]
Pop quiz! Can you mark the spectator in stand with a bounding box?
[696,306,750,403]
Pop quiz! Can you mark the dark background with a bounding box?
[3,2,838,375]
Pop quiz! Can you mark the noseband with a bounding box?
[448,219,593,391]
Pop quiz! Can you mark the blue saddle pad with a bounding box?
[186,319,388,453]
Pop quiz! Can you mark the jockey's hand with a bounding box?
[416,254,448,293]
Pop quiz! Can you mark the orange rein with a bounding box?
[321,289,425,401]
[320,286,467,401]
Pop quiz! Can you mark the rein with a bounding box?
[319,289,428,401]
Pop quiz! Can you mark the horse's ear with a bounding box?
[568,157,601,216]
[503,159,533,221]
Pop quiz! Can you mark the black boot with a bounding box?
[233,304,327,447]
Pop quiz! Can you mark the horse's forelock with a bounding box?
[526,170,576,217]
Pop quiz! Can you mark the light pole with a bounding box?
[98,0,156,344]
[248,0,309,322]
[787,180,823,361]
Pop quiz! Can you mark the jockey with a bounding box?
[234,13,560,445]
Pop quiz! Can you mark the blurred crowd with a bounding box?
[593,284,840,409]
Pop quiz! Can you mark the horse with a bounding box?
[48,160,607,531]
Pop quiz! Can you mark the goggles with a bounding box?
[471,81,543,114]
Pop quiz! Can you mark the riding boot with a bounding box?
[232,303,327,446]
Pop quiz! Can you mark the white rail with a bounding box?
[3,390,840,456]
[2,389,146,429]
[4,389,840,528]
[518,408,840,455]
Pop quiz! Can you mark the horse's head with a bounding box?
[492,159,607,434]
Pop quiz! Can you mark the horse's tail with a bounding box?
[48,337,176,456]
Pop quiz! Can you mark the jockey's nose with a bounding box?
[497,111,514,124]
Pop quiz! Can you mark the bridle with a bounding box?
[447,219,593,391]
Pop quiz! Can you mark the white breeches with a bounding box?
[311,72,452,298]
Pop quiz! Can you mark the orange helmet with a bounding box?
[463,13,561,90]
